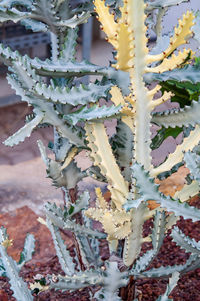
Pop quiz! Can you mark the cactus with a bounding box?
[1,0,200,300]
[0,227,35,301]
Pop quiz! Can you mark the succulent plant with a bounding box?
[1,0,200,300]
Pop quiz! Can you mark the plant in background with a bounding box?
[0,0,200,300]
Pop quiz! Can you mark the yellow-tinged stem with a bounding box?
[146,11,195,64]
[149,91,174,110]
[85,122,128,209]
[145,49,192,74]
[127,0,152,170]
[110,86,135,133]
[93,0,118,48]
[174,181,200,202]
[151,125,200,177]
[147,85,162,97]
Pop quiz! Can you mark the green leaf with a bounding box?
[21,18,48,32]
[137,254,198,278]
[46,219,76,276]
[68,206,74,215]
[0,258,6,277]
[30,58,130,94]
[69,191,90,216]
[59,27,78,61]
[64,104,122,125]
[152,100,200,128]
[144,64,200,84]
[44,202,106,239]
[160,80,200,108]
[57,11,91,28]
[0,0,32,8]
[18,234,35,267]
[193,12,200,44]
[172,227,200,256]
[4,110,44,147]
[49,269,103,291]
[133,210,167,273]
[111,121,134,181]
[156,272,179,301]
[184,150,200,182]
[0,227,33,301]
[151,126,183,150]
[0,8,29,23]
[35,82,112,106]
[146,0,187,10]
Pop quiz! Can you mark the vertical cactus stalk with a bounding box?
[126,0,152,170]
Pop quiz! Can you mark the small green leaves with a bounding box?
[68,206,74,215]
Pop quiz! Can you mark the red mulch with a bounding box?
[0,198,200,300]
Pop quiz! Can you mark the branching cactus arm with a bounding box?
[46,219,76,276]
[0,227,34,301]
[133,210,169,273]
[85,122,129,209]
[156,272,180,301]
[172,227,200,256]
